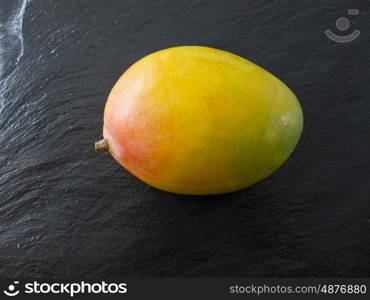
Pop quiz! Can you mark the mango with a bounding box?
[95,46,303,195]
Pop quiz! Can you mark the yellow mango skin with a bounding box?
[103,46,303,195]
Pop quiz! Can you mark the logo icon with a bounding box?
[325,9,360,43]
[3,281,20,297]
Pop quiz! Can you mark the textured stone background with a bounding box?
[1,0,369,277]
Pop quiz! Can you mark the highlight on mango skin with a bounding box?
[95,46,304,195]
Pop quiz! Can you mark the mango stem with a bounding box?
[95,138,109,152]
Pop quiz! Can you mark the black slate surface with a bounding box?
[1,0,369,278]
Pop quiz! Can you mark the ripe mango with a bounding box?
[95,46,303,195]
